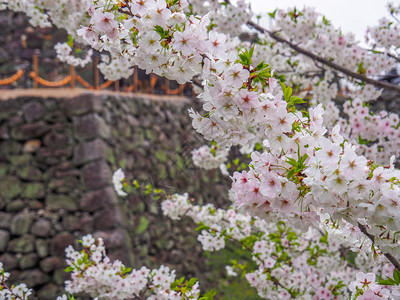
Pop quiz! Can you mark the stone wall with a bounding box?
[0,91,230,299]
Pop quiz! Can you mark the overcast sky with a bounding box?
[248,0,391,43]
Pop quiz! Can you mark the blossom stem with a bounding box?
[358,223,400,271]
[247,20,400,93]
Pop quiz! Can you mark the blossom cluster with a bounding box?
[78,0,400,267]
[161,193,397,299]
[191,144,229,170]
[112,168,127,197]
[54,42,93,68]
[189,0,252,35]
[0,262,32,300]
[61,234,200,299]
[4,0,400,298]
[366,2,400,50]
[350,272,392,299]
[1,0,89,37]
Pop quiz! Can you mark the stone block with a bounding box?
[48,176,79,193]
[39,256,61,273]
[0,253,18,270]
[22,101,45,121]
[95,228,126,249]
[35,239,49,258]
[43,131,69,148]
[0,212,12,229]
[37,147,72,161]
[0,123,9,139]
[79,187,116,212]
[51,232,74,256]
[6,200,25,212]
[22,182,45,198]
[10,121,49,140]
[62,215,81,231]
[37,283,58,300]
[0,141,21,161]
[82,160,112,190]
[94,206,122,230]
[10,213,34,235]
[19,269,49,287]
[9,154,32,166]
[73,113,110,140]
[22,139,41,153]
[0,100,20,120]
[79,214,94,232]
[16,166,43,181]
[0,176,22,199]
[19,253,38,270]
[28,200,43,210]
[73,138,107,165]
[31,218,52,237]
[8,234,35,253]
[64,94,103,115]
[44,111,67,123]
[0,163,7,178]
[46,194,77,211]
[0,230,10,252]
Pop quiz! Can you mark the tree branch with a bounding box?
[247,20,400,93]
[358,223,400,271]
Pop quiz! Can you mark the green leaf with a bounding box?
[284,86,293,102]
[249,45,254,59]
[196,222,209,231]
[268,9,277,18]
[378,279,396,286]
[289,96,305,104]
[322,16,331,26]
[286,157,298,167]
[199,289,217,300]
[394,269,400,284]
[154,25,169,39]
[255,61,268,71]
[64,266,74,272]
[238,45,255,67]
[66,35,74,48]
[319,232,328,245]
[136,216,149,234]
[287,169,296,179]
[241,235,258,248]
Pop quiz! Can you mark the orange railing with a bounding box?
[0,52,188,96]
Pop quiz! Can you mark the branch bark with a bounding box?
[358,223,400,271]
[247,20,400,93]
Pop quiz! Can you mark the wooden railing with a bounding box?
[0,52,188,96]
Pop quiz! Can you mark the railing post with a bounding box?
[69,65,75,88]
[93,55,99,90]
[32,50,39,89]
[149,74,156,94]
[133,66,138,93]
[114,80,119,91]
[164,77,170,95]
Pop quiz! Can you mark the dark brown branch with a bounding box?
[358,223,400,271]
[247,20,400,93]
[191,77,202,88]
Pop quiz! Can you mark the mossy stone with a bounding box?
[23,183,45,198]
[46,194,77,211]
[0,176,22,199]
[9,154,32,166]
[8,234,35,253]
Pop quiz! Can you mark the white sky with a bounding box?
[248,0,391,43]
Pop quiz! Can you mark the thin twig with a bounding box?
[358,223,400,271]
[247,20,400,93]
